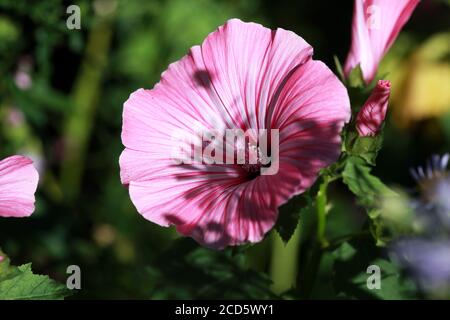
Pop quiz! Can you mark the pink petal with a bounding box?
[120,19,350,248]
[344,0,419,83]
[121,19,313,155]
[0,155,39,217]
[260,60,350,213]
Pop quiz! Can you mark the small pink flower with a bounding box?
[120,19,350,249]
[344,0,420,84]
[14,56,33,90]
[0,155,39,217]
[356,80,391,136]
[5,106,25,127]
[14,71,32,90]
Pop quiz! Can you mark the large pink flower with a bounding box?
[344,0,420,84]
[0,155,39,217]
[120,19,351,249]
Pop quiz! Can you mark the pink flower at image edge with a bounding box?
[0,155,39,217]
[356,80,391,137]
[120,19,351,249]
[344,0,420,84]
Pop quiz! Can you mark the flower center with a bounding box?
[239,143,270,179]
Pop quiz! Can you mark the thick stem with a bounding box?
[299,177,329,298]
[316,178,329,248]
[60,15,114,202]
[270,225,301,294]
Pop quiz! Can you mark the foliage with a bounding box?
[332,240,417,300]
[0,249,70,300]
[146,239,277,299]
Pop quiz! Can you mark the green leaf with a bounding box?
[369,214,390,247]
[343,131,359,153]
[342,157,403,246]
[333,55,345,82]
[342,156,395,208]
[350,135,384,166]
[441,112,450,144]
[347,64,364,88]
[0,250,70,300]
[146,238,278,299]
[332,240,417,299]
[275,192,313,243]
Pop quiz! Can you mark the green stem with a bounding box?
[60,14,114,202]
[270,225,301,295]
[299,177,329,298]
[316,178,329,248]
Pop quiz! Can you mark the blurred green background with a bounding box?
[0,0,449,299]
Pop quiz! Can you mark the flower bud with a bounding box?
[356,80,391,136]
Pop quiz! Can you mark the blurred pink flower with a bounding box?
[356,80,391,136]
[14,71,32,90]
[344,0,420,84]
[120,19,350,249]
[5,106,25,127]
[0,155,39,217]
[14,56,33,90]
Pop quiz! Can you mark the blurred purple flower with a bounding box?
[410,154,450,232]
[434,178,450,227]
[391,239,450,292]
[410,154,449,183]
[393,154,450,295]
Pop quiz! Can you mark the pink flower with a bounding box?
[120,19,351,249]
[14,56,33,90]
[344,0,420,84]
[6,106,25,127]
[356,80,391,136]
[14,71,32,90]
[0,155,39,217]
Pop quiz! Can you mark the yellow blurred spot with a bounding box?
[384,33,450,127]
[93,224,117,247]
